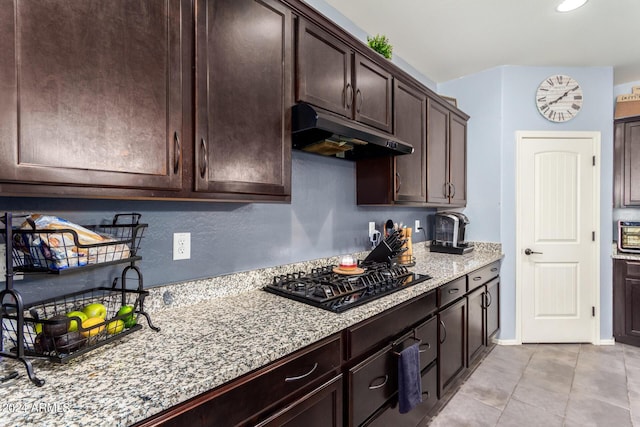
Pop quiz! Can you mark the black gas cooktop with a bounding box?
[264,262,432,313]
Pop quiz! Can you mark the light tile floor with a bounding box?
[429,343,640,426]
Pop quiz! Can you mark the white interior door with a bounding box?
[517,131,599,343]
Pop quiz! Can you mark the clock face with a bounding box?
[536,74,583,122]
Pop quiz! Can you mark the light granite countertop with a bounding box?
[0,243,502,427]
[612,242,640,260]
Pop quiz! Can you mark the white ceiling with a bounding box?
[322,0,640,85]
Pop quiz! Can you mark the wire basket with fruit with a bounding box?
[1,285,148,363]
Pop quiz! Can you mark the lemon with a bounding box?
[106,319,124,335]
[80,317,105,337]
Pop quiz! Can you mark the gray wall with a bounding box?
[1,150,436,304]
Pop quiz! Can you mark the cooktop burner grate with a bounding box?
[264,262,431,312]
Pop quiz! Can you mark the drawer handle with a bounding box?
[439,320,447,344]
[491,267,498,272]
[173,131,181,174]
[284,362,318,382]
[486,291,493,308]
[473,276,482,281]
[419,342,431,353]
[199,137,208,178]
[448,288,460,294]
[368,374,389,390]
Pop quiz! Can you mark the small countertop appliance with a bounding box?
[430,212,473,255]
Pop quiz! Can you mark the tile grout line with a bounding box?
[493,344,537,426]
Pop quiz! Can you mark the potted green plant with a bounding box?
[367,34,393,59]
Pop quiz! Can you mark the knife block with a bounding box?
[399,228,413,265]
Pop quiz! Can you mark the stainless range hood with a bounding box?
[291,103,414,160]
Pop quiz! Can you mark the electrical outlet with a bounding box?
[173,232,191,261]
[415,220,421,231]
[0,243,23,282]
[368,221,376,237]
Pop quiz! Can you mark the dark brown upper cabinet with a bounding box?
[426,98,467,207]
[194,0,292,197]
[296,19,392,133]
[0,0,184,190]
[614,117,640,207]
[355,79,426,205]
[393,80,427,203]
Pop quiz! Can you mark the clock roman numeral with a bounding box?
[572,103,581,110]
[538,96,546,102]
[559,112,565,121]
[540,104,549,113]
[574,95,582,100]
[546,78,555,86]
[566,109,574,117]
[556,75,564,85]
[547,110,556,120]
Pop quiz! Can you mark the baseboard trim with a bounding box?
[598,338,615,346]
[492,338,520,346]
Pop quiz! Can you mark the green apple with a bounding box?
[117,305,137,328]
[83,302,107,320]
[66,311,88,332]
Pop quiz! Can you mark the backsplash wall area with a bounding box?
[0,151,436,303]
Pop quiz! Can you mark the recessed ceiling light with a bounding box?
[556,0,588,12]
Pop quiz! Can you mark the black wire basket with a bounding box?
[1,213,146,273]
[1,285,147,363]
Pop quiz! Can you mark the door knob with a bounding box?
[524,248,543,255]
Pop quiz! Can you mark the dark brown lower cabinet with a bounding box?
[367,363,438,427]
[466,286,486,366]
[486,278,500,341]
[438,298,466,397]
[348,343,400,426]
[256,375,343,427]
[614,259,640,346]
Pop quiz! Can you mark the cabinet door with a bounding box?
[486,278,500,341]
[449,113,467,206]
[354,54,393,133]
[624,121,640,206]
[438,298,466,397]
[195,0,292,196]
[296,18,352,118]
[467,286,485,366]
[426,99,450,205]
[394,80,426,203]
[0,0,183,190]
[256,375,343,427]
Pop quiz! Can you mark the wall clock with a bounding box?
[535,74,583,122]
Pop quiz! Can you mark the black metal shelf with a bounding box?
[0,212,159,387]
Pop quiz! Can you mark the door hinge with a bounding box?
[592,306,596,317]
[593,155,596,166]
[592,231,595,241]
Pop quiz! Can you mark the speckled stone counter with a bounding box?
[612,242,640,260]
[0,242,502,427]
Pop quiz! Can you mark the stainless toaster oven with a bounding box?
[618,221,640,253]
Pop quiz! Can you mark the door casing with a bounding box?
[515,130,601,344]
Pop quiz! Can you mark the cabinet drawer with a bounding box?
[438,277,465,307]
[366,362,438,427]
[349,344,398,427]
[142,335,341,427]
[347,290,436,359]
[625,261,640,278]
[467,261,500,292]
[414,317,437,370]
